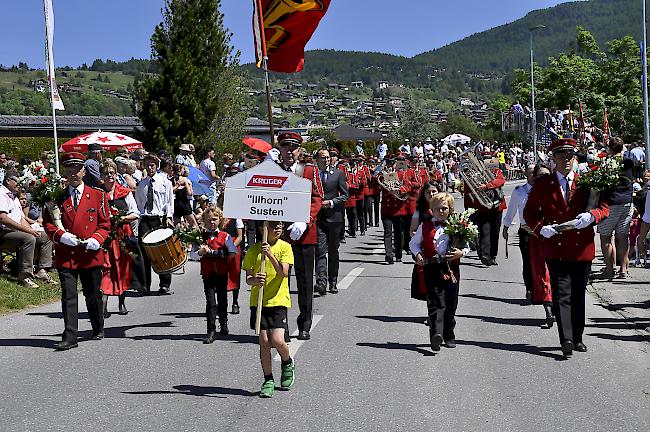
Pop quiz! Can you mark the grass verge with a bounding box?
[0,275,61,315]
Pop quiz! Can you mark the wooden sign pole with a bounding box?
[255,221,269,335]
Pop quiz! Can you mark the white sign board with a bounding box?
[222,160,312,222]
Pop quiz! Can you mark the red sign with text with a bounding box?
[247,175,288,188]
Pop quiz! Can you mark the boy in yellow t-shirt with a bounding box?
[242,221,294,398]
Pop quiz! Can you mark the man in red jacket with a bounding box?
[463,156,507,266]
[270,132,323,341]
[43,152,111,350]
[380,155,411,264]
[524,138,609,357]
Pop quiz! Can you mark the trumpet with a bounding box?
[378,169,408,201]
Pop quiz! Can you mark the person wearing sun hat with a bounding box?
[43,152,111,351]
[524,138,610,358]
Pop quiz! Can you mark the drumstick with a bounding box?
[255,221,269,335]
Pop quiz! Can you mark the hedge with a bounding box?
[0,137,57,161]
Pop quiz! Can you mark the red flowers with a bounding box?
[41,177,49,184]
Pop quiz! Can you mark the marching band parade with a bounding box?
[2,1,650,430]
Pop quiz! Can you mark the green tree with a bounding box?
[134,0,246,153]
[394,97,440,143]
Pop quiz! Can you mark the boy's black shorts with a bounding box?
[250,306,288,331]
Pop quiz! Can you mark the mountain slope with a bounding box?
[414,0,641,73]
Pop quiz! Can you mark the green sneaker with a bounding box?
[259,379,275,398]
[280,359,295,390]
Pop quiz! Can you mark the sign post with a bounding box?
[223,160,311,334]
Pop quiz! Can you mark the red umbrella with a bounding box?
[242,136,272,154]
[60,130,143,152]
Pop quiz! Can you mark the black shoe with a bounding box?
[158,286,173,295]
[297,330,310,340]
[444,339,457,348]
[90,332,104,341]
[545,315,555,328]
[480,257,492,266]
[340,238,346,244]
[329,285,338,294]
[314,285,327,297]
[574,342,587,352]
[104,310,112,319]
[430,333,443,351]
[360,231,366,236]
[118,307,128,316]
[203,331,218,344]
[386,255,394,264]
[350,234,356,238]
[561,340,574,357]
[395,257,402,262]
[55,340,78,351]
[219,324,229,336]
[490,258,498,266]
[231,304,240,315]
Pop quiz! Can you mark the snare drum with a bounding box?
[141,228,187,274]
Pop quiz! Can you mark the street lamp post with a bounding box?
[529,25,545,162]
[642,0,650,168]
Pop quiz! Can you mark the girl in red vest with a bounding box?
[198,206,237,344]
[409,192,469,352]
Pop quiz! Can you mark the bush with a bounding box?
[0,137,57,160]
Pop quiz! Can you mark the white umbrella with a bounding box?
[442,133,471,145]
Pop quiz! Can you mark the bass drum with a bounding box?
[141,228,187,274]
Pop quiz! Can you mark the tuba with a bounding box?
[459,143,503,209]
[377,168,408,201]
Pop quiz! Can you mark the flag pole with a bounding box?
[50,98,60,175]
[44,0,61,174]
[255,0,275,143]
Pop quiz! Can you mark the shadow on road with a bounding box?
[459,293,529,306]
[123,384,256,398]
[356,315,427,325]
[356,341,434,357]
[455,339,565,360]
[462,278,524,285]
[0,338,55,348]
[587,332,650,343]
[27,311,88,320]
[456,314,548,328]
[160,312,204,319]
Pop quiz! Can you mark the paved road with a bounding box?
[1,182,649,432]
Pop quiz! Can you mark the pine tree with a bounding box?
[134,0,246,153]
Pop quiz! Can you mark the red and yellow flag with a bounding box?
[253,0,331,73]
[603,107,609,145]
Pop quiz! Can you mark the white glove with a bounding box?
[84,237,101,251]
[60,232,80,247]
[265,148,281,163]
[288,222,307,240]
[540,225,559,239]
[574,212,595,230]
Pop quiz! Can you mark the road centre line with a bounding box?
[274,315,323,361]
[337,267,364,290]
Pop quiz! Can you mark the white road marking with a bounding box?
[371,248,384,254]
[274,315,323,361]
[337,267,364,290]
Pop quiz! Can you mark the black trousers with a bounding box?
[424,263,460,341]
[139,216,172,290]
[356,198,366,233]
[470,210,502,260]
[293,244,315,332]
[346,207,357,236]
[518,228,533,294]
[402,214,413,252]
[58,267,103,342]
[203,274,228,332]
[546,259,590,345]
[365,196,374,226]
[382,216,404,260]
[315,220,343,288]
[372,194,380,226]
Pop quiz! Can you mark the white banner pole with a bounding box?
[44,0,63,174]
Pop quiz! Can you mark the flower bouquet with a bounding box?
[175,227,203,246]
[20,160,66,230]
[444,208,479,249]
[106,206,137,257]
[575,155,621,208]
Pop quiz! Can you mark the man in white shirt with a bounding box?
[376,139,388,161]
[412,142,424,158]
[199,148,219,203]
[135,154,175,294]
[175,143,195,167]
[399,139,411,156]
[423,138,435,157]
[0,172,53,288]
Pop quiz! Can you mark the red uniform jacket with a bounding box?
[380,170,411,217]
[523,173,609,262]
[368,172,381,196]
[285,163,323,246]
[353,167,366,201]
[200,230,231,277]
[463,168,507,212]
[339,164,358,208]
[360,164,371,197]
[405,167,422,214]
[44,184,111,270]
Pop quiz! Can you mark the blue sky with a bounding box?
[0,0,570,68]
